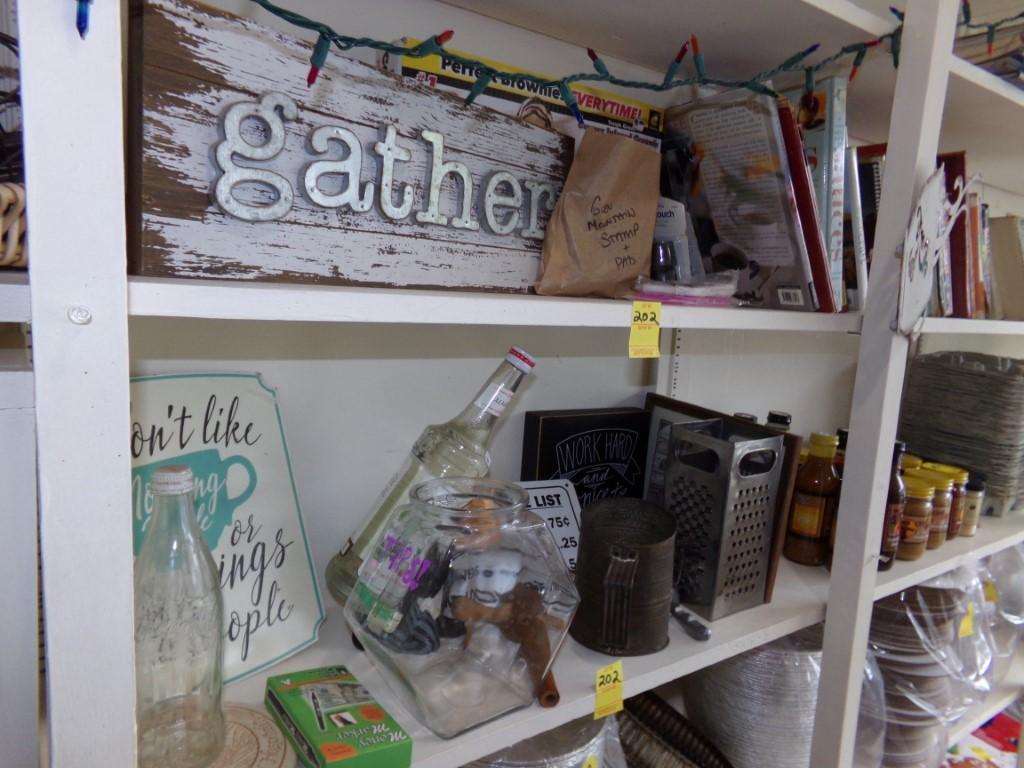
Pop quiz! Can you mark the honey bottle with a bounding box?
[784,432,841,567]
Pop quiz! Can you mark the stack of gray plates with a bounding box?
[857,653,887,768]
[463,716,627,768]
[900,351,1024,515]
[870,589,963,768]
[681,625,824,768]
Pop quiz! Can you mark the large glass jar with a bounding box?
[346,478,579,739]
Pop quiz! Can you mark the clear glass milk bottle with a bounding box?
[134,465,225,768]
[325,347,536,606]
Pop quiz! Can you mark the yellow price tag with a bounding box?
[628,301,661,359]
[583,756,599,768]
[984,580,1000,603]
[970,745,993,761]
[594,660,624,719]
[959,601,976,639]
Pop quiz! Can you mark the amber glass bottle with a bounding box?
[878,442,907,571]
[834,428,849,480]
[784,432,841,566]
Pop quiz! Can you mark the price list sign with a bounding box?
[518,480,583,572]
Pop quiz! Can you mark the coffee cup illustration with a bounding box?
[132,449,257,554]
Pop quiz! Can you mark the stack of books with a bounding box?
[858,146,1024,321]
[662,82,1024,319]
[661,76,866,313]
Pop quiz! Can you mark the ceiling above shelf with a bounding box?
[441,0,891,81]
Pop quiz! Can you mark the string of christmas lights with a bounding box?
[76,0,92,39]
[250,1,1021,115]
[961,0,1024,54]
[252,0,905,123]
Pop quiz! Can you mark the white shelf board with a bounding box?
[875,514,1024,600]
[227,559,827,768]
[919,317,1024,336]
[948,653,1024,747]
[0,272,29,323]
[127,277,862,332]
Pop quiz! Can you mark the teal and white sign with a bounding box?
[130,372,325,684]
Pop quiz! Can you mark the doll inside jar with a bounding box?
[349,481,576,738]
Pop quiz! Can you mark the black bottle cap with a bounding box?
[836,428,850,451]
[967,473,986,492]
[893,440,907,458]
[767,410,792,427]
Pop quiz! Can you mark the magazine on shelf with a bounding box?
[858,144,964,317]
[777,98,836,312]
[782,76,848,310]
[663,89,818,311]
[843,144,869,311]
[989,216,1024,320]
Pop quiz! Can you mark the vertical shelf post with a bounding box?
[809,1,959,765]
[0,367,38,767]
[20,1,136,765]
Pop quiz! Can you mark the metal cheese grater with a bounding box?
[665,418,783,621]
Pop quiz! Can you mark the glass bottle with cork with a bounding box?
[878,441,907,571]
[784,432,841,567]
[325,347,536,607]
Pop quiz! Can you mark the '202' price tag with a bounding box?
[628,301,661,359]
[594,660,624,719]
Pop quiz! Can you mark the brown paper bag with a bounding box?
[536,131,661,298]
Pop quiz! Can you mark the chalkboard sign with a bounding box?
[520,408,649,508]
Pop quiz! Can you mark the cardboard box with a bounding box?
[378,39,663,150]
[265,666,411,768]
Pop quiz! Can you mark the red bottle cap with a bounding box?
[506,346,535,373]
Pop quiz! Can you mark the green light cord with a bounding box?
[250,0,1022,114]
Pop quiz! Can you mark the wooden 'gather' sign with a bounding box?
[128,0,573,292]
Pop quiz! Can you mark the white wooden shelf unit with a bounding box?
[16,0,1024,766]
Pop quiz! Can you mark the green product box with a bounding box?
[265,666,412,768]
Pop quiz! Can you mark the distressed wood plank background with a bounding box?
[128,0,573,291]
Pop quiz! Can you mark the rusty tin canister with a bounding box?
[569,498,676,656]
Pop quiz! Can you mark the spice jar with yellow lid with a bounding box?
[900,453,923,473]
[921,462,969,540]
[897,478,934,561]
[904,468,954,549]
